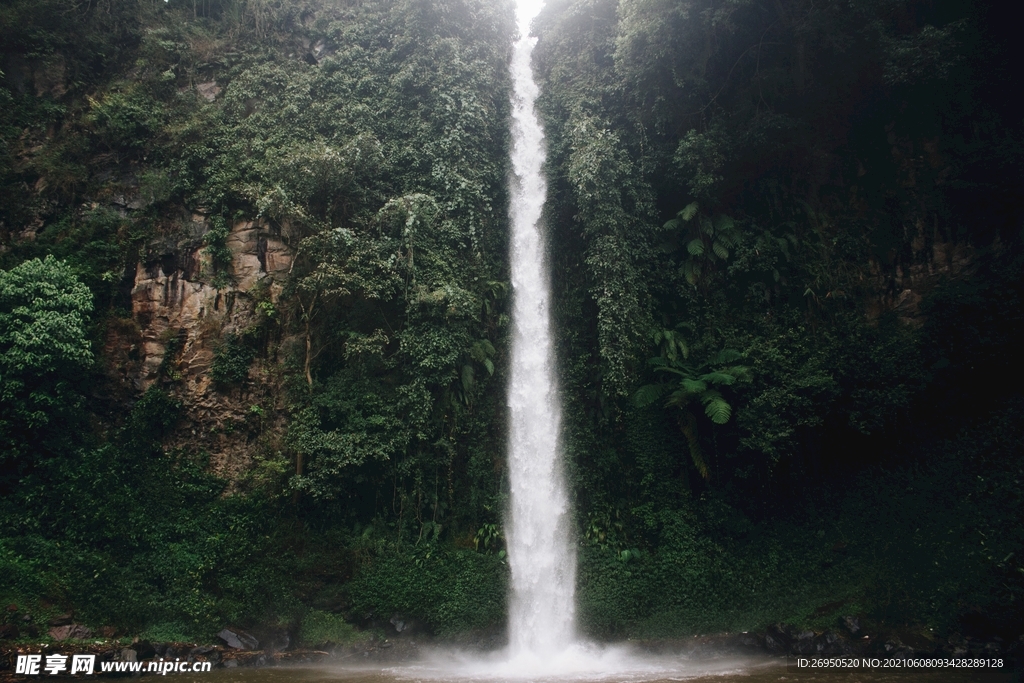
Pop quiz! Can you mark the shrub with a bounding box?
[210,334,255,384]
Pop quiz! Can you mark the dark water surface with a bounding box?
[176,659,1014,683]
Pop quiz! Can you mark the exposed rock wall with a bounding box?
[124,217,295,483]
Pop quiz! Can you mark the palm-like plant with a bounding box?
[633,328,750,479]
[662,202,742,286]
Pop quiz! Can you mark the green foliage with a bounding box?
[633,330,749,478]
[564,112,656,394]
[0,255,93,376]
[87,87,166,152]
[532,0,1023,640]
[203,216,233,283]
[298,609,358,646]
[883,22,967,86]
[210,333,255,385]
[674,129,730,202]
[473,523,503,555]
[0,256,93,471]
[347,546,508,636]
[661,205,742,287]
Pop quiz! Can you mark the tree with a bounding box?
[633,328,750,480]
[0,256,93,477]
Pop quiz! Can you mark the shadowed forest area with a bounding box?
[1,0,1022,651]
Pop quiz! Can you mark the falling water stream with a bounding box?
[504,0,576,662]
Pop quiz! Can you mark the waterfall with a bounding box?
[505,0,576,659]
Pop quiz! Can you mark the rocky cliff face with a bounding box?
[104,216,296,484]
[868,230,976,325]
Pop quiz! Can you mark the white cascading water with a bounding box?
[505,0,576,661]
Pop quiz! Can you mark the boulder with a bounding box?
[813,630,849,655]
[765,623,793,652]
[250,625,292,653]
[218,628,259,650]
[135,640,156,660]
[793,630,816,654]
[48,624,92,641]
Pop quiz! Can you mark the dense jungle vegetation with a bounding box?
[2,0,1022,646]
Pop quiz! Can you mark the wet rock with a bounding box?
[135,640,156,660]
[218,628,259,650]
[794,630,816,654]
[880,636,914,658]
[250,625,292,653]
[224,659,238,668]
[48,624,92,641]
[765,623,793,652]
[814,630,849,655]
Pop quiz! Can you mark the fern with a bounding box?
[699,371,737,386]
[681,378,707,393]
[682,260,699,285]
[635,331,752,480]
[633,383,668,408]
[702,392,732,424]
